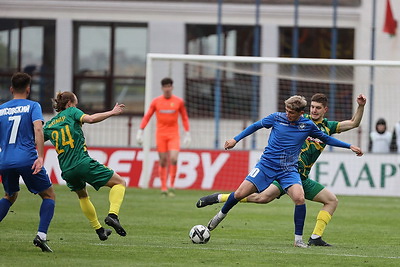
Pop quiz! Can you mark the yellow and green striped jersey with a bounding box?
[44,107,89,172]
[298,114,339,180]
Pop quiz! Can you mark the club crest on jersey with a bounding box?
[298,123,306,130]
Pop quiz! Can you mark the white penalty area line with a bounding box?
[91,242,400,260]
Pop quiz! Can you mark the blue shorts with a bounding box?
[0,166,52,196]
[245,161,302,193]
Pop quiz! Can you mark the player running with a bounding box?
[44,92,127,241]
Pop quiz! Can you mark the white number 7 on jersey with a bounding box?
[8,115,21,144]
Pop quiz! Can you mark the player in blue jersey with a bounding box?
[198,93,367,246]
[0,72,56,252]
[204,95,363,248]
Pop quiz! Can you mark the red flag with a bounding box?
[383,0,397,36]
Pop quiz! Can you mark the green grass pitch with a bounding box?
[0,185,399,266]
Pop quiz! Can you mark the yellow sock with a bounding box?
[109,184,126,216]
[312,210,332,237]
[220,194,229,202]
[220,193,247,203]
[79,197,101,230]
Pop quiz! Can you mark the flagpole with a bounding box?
[291,0,299,95]
[214,0,223,148]
[251,0,261,149]
[329,0,338,122]
[369,0,376,137]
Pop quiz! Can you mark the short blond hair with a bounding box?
[284,95,307,112]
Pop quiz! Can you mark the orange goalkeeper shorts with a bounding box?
[156,133,180,152]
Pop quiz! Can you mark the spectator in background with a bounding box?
[136,77,191,197]
[369,118,392,153]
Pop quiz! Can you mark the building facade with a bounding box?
[1,0,399,149]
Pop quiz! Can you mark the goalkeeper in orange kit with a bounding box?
[137,77,191,197]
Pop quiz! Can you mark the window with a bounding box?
[278,27,355,121]
[185,24,260,119]
[73,22,147,114]
[0,19,55,112]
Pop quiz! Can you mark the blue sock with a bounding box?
[0,198,12,222]
[221,192,239,214]
[294,204,306,235]
[38,199,55,234]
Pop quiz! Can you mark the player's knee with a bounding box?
[322,192,338,208]
[76,189,89,198]
[110,173,126,187]
[331,195,338,208]
[233,190,247,200]
[40,186,56,200]
[292,195,305,205]
[119,178,127,187]
[5,192,18,204]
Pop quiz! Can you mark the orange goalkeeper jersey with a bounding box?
[139,95,190,136]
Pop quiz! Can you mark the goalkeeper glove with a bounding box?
[183,131,191,147]
[136,129,144,146]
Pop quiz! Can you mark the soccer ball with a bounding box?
[189,225,210,244]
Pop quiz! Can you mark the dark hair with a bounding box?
[52,91,76,112]
[161,77,173,86]
[11,72,31,93]
[375,118,387,132]
[376,118,386,126]
[311,93,328,107]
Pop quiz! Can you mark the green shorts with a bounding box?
[62,158,114,191]
[272,177,325,200]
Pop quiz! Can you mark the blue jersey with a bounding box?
[0,99,44,169]
[234,112,350,172]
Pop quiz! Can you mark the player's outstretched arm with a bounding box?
[83,103,125,124]
[338,94,367,132]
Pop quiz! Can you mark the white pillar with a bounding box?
[55,18,73,93]
[148,21,185,98]
[260,24,279,117]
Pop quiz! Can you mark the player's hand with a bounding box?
[224,139,237,150]
[112,102,125,115]
[136,129,144,146]
[183,132,191,148]
[350,145,363,156]
[32,157,44,174]
[356,94,367,106]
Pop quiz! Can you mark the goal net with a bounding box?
[139,53,400,189]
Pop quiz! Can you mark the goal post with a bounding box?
[139,53,400,189]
